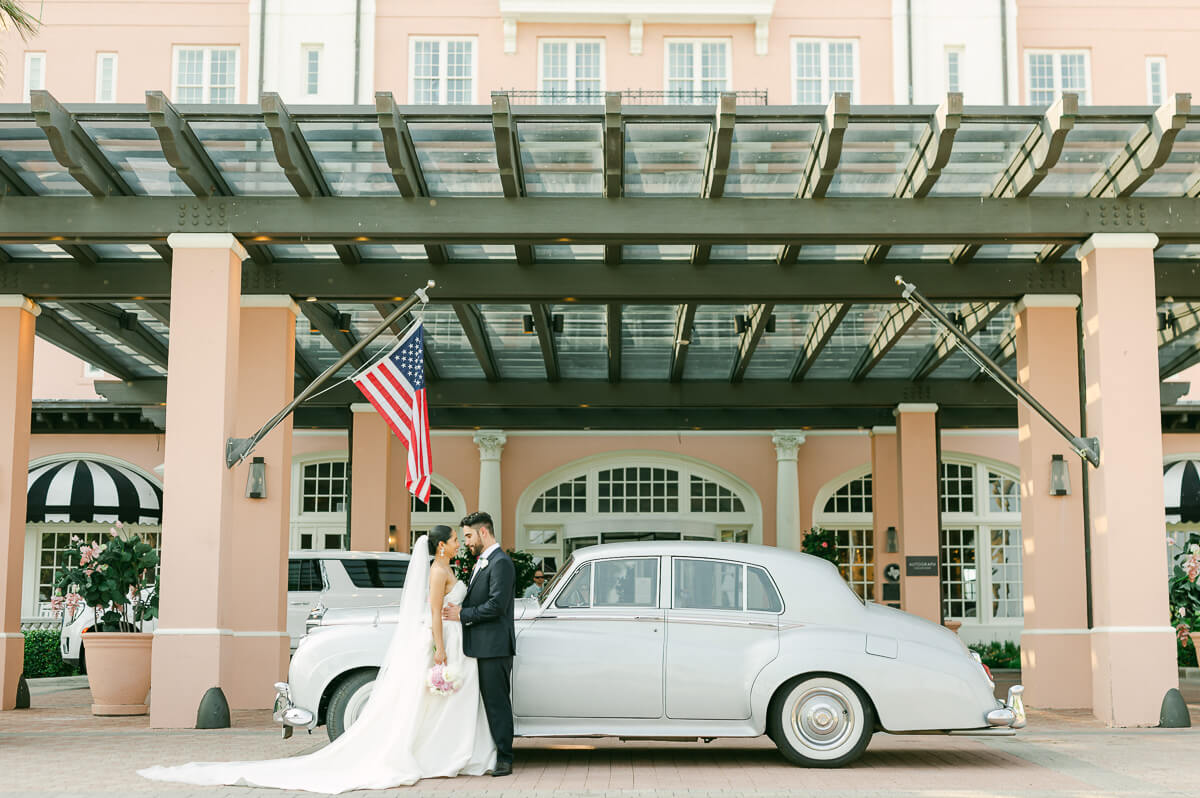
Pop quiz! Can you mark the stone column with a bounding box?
[1078,233,1177,726]
[150,234,244,728]
[0,297,37,711]
[772,431,805,551]
[350,404,391,551]
[1014,295,1092,709]
[473,430,507,544]
[895,404,940,623]
[226,297,296,710]
[870,426,901,607]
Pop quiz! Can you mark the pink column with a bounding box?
[1014,296,1092,708]
[1078,234,1178,726]
[225,298,296,710]
[350,405,390,551]
[150,234,244,728]
[870,426,901,607]
[895,404,940,623]
[0,297,37,711]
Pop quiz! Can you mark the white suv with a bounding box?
[59,550,410,672]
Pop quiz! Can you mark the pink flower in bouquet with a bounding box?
[426,663,463,697]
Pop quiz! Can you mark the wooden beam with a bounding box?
[730,302,775,382]
[669,303,698,382]
[791,303,851,380]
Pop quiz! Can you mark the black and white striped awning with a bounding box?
[26,459,163,525]
[1165,459,1200,525]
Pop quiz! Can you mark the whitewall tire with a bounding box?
[768,674,874,767]
[326,669,377,742]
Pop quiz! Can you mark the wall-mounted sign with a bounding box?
[905,555,938,576]
[881,583,901,602]
[884,563,901,583]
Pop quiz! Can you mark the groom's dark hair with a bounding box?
[461,511,494,537]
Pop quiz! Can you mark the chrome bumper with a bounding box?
[272,682,316,740]
[985,685,1027,729]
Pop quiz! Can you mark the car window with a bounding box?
[341,559,408,589]
[539,555,573,605]
[747,565,783,613]
[288,559,324,592]
[555,563,592,608]
[674,558,743,611]
[594,558,658,608]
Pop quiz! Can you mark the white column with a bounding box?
[473,430,507,544]
[772,431,805,550]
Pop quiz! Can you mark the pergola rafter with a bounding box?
[376,91,448,265]
[669,303,698,382]
[865,93,962,264]
[67,303,169,369]
[791,303,851,381]
[693,93,737,266]
[951,93,1078,265]
[779,93,850,265]
[1160,302,1200,379]
[1037,93,1191,263]
[36,306,138,381]
[607,303,622,382]
[850,303,921,380]
[529,303,560,381]
[453,303,500,381]
[911,301,1005,380]
[300,301,368,370]
[491,94,534,265]
[974,327,1017,381]
[730,302,775,383]
[603,93,624,265]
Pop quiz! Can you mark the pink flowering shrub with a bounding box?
[1168,535,1200,661]
[801,528,841,565]
[51,524,159,632]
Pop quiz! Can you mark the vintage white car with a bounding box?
[274,542,1024,767]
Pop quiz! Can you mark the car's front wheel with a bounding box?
[768,674,874,767]
[326,669,378,742]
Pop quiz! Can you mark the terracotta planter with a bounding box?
[83,632,153,716]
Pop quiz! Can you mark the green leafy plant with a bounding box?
[1168,532,1200,664]
[451,546,537,598]
[801,528,841,565]
[22,628,77,679]
[968,640,1021,670]
[51,524,159,633]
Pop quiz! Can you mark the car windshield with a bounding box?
[538,555,573,606]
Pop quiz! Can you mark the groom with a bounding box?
[443,511,515,777]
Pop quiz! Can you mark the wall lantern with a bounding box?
[245,456,268,499]
[388,524,398,552]
[1049,454,1070,496]
[885,526,898,553]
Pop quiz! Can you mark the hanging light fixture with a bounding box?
[1049,454,1070,496]
[246,457,268,499]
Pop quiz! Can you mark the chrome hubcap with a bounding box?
[790,687,854,750]
[344,683,374,730]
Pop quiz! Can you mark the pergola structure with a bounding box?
[1,90,1197,728]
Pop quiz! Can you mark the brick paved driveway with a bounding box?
[2,679,1199,798]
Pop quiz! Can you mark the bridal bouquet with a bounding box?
[426,663,463,697]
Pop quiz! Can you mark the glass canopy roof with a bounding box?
[2,94,1198,399]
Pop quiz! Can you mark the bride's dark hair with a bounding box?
[427,525,453,557]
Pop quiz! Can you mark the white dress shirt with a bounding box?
[470,542,501,584]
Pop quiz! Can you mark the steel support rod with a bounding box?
[225,280,436,467]
[894,275,1100,467]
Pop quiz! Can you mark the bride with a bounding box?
[138,527,496,793]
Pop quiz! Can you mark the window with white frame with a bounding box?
[823,474,873,514]
[174,47,238,104]
[23,52,45,102]
[690,475,745,513]
[792,39,857,104]
[302,45,322,97]
[410,37,475,104]
[409,480,462,551]
[95,53,117,102]
[412,483,456,514]
[300,460,347,514]
[532,476,586,513]
[945,47,963,95]
[38,526,162,614]
[599,466,679,513]
[666,39,730,104]
[815,470,875,600]
[540,40,603,103]
[1146,57,1167,105]
[1026,50,1089,105]
[939,459,1023,623]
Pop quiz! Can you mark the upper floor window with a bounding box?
[412,482,456,514]
[823,474,872,514]
[945,47,963,95]
[411,37,475,104]
[532,476,586,513]
[23,52,45,102]
[174,47,238,104]
[792,38,857,104]
[690,475,745,513]
[540,40,603,103]
[95,53,117,102]
[300,460,347,514]
[665,39,729,104]
[303,45,322,97]
[1026,50,1089,105]
[1146,57,1167,105]
[598,467,679,513]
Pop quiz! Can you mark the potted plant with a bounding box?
[1168,534,1200,660]
[51,524,159,716]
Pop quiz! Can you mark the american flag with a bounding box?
[352,323,432,503]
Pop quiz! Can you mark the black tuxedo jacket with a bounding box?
[460,547,516,658]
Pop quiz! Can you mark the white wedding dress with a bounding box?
[138,537,496,793]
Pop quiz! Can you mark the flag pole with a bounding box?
[225,280,436,468]
[894,274,1099,467]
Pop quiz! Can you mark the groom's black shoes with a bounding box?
[491,762,513,777]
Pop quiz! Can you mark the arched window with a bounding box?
[690,475,745,513]
[409,478,465,552]
[412,483,456,514]
[814,468,875,601]
[531,476,586,513]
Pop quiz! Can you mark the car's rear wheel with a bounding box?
[326,669,378,742]
[767,674,874,768]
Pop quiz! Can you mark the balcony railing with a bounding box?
[495,89,769,105]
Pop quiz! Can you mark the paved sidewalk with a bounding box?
[1,680,1199,798]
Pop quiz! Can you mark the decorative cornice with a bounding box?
[771,430,805,460]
